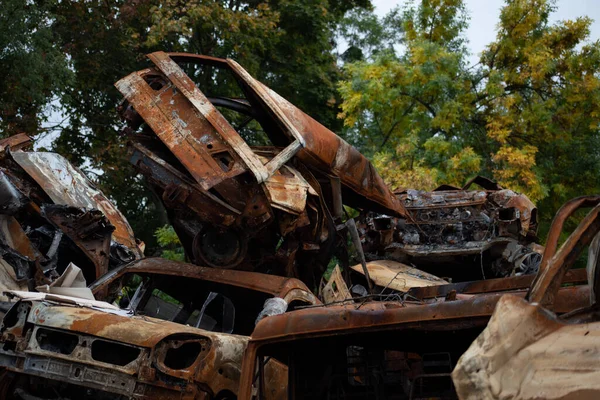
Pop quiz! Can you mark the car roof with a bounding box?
[89,257,317,302]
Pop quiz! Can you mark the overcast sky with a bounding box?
[373,0,600,64]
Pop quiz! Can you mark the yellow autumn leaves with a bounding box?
[339,0,600,205]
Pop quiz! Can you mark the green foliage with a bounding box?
[337,8,401,62]
[0,0,73,137]
[144,0,363,130]
[155,225,185,262]
[152,288,181,305]
[339,0,600,229]
[44,0,167,251]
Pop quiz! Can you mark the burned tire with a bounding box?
[192,226,247,269]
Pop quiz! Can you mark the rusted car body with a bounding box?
[237,203,591,400]
[116,51,408,286]
[453,196,600,400]
[0,134,141,297]
[0,293,271,400]
[0,258,316,399]
[359,176,541,281]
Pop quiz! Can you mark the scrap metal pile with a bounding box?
[0,51,597,400]
[115,52,541,286]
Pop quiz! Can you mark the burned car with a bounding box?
[358,176,541,281]
[237,268,588,400]
[0,292,256,400]
[116,51,409,287]
[0,134,142,298]
[236,195,593,400]
[453,196,600,400]
[0,258,316,399]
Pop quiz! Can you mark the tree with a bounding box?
[146,0,370,129]
[339,0,479,189]
[338,0,600,228]
[48,0,165,249]
[0,0,72,137]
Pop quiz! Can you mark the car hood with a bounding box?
[26,300,247,348]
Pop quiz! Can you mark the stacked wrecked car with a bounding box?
[0,133,142,296]
[0,51,596,400]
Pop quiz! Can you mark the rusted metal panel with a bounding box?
[147,51,270,184]
[322,265,352,304]
[262,162,312,215]
[350,260,448,292]
[41,205,113,279]
[8,290,124,311]
[452,196,600,400]
[453,294,600,400]
[491,189,537,237]
[225,57,407,217]
[159,53,306,179]
[398,187,488,208]
[10,151,140,256]
[27,302,217,348]
[226,61,305,147]
[0,215,37,260]
[116,69,255,189]
[408,267,587,300]
[129,141,242,227]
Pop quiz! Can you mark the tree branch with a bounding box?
[398,92,436,117]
